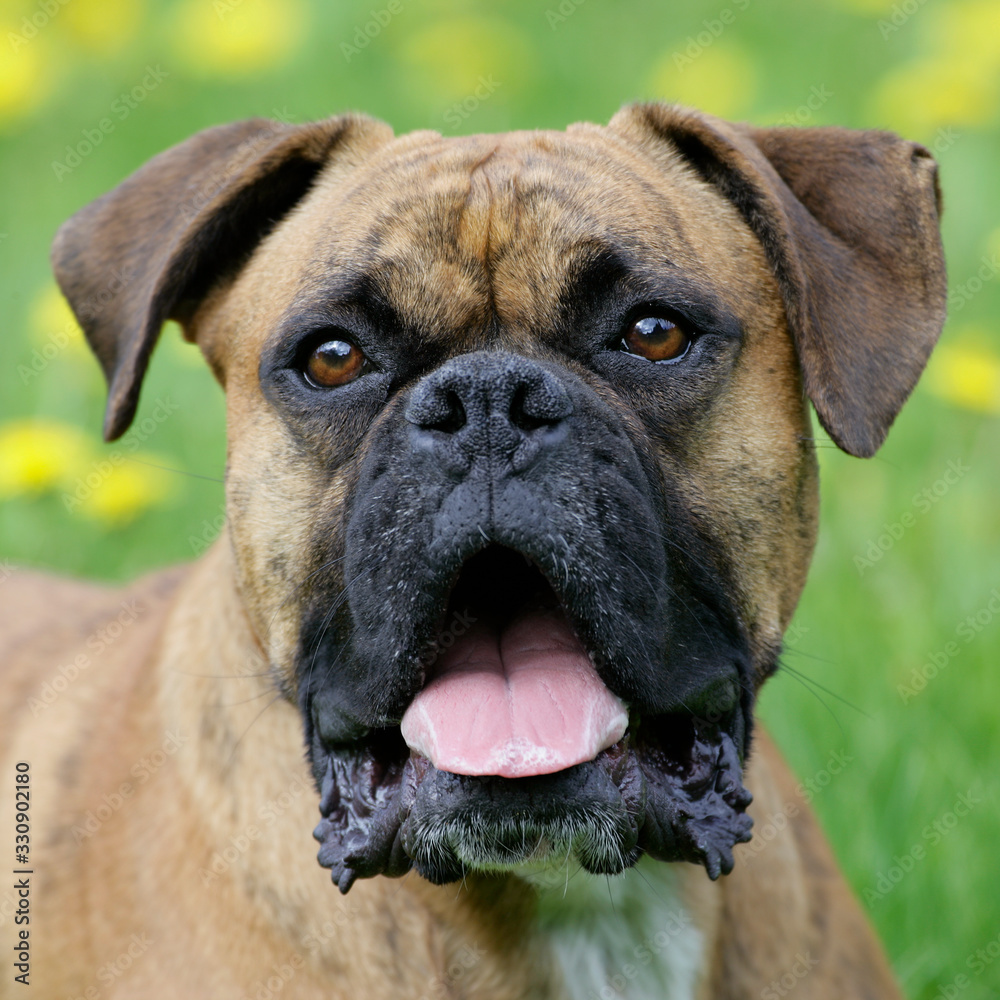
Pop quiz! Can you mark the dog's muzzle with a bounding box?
[303,352,754,892]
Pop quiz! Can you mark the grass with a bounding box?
[1,1,998,995]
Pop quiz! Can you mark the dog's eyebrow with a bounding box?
[268,269,411,350]
[558,243,744,342]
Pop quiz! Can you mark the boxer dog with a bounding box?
[0,103,944,998]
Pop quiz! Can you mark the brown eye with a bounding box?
[622,316,691,363]
[304,339,365,387]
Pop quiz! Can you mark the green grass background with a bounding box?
[1,0,998,995]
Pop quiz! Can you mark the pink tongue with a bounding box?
[400,607,628,778]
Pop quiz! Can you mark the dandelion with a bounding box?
[0,419,92,497]
[168,0,306,78]
[923,340,1000,415]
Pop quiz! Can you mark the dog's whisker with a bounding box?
[170,668,272,680]
[778,661,871,720]
[261,551,351,642]
[301,569,372,703]
[217,688,279,709]
[123,457,225,483]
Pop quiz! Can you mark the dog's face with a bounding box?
[53,105,945,890]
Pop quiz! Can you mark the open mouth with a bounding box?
[400,546,630,779]
[313,545,753,892]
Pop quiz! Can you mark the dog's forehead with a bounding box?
[250,124,772,350]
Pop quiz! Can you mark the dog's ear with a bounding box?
[610,103,947,457]
[52,114,393,440]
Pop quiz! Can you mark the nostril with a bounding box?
[509,385,548,432]
[509,379,573,433]
[433,390,466,434]
[405,387,467,434]
[419,389,466,434]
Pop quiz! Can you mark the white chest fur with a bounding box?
[528,858,705,1000]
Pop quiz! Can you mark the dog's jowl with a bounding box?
[0,104,945,999]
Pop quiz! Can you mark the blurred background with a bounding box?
[1,0,997,995]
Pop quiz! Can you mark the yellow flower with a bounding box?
[74,455,173,525]
[0,20,55,128]
[870,0,1000,134]
[0,419,93,497]
[29,283,87,352]
[400,17,532,104]
[168,0,306,78]
[62,0,143,56]
[646,41,758,122]
[923,339,1000,415]
[872,56,999,134]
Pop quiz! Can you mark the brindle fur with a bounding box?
[0,104,944,997]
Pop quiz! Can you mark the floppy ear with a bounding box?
[609,103,947,457]
[52,113,393,441]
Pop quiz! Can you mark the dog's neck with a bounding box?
[149,537,708,997]
[532,859,706,1000]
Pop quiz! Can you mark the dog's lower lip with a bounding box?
[313,709,752,892]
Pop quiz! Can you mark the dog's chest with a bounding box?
[528,859,704,1000]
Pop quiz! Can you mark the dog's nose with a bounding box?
[405,352,573,474]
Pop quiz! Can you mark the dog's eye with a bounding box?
[304,339,366,387]
[621,317,691,363]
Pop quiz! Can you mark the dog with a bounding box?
[0,103,945,998]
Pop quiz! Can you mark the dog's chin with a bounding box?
[312,716,752,894]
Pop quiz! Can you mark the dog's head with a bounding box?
[53,105,945,890]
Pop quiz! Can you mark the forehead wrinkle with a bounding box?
[299,129,752,353]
